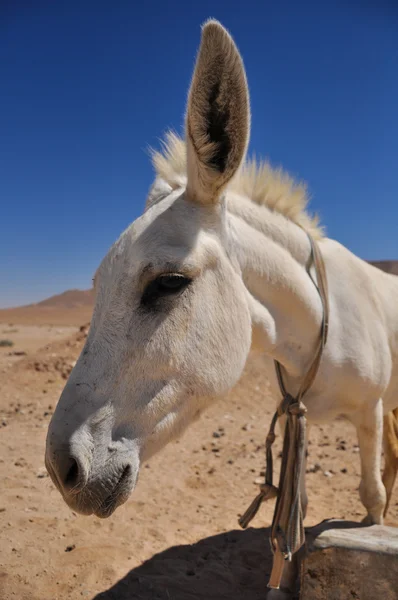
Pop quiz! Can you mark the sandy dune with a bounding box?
[0,324,78,371]
[0,317,397,600]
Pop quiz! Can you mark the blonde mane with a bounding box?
[151,132,323,239]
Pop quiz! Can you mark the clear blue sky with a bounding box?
[1,1,397,308]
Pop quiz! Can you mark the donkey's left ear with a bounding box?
[186,20,250,205]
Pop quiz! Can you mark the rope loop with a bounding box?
[277,393,295,417]
[288,401,307,417]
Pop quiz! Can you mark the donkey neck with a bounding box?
[226,191,324,384]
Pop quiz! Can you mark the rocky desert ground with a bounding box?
[0,285,397,600]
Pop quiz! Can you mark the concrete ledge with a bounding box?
[300,520,398,600]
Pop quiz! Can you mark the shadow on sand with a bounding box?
[93,526,275,600]
[92,519,366,600]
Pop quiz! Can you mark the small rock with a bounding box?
[223,414,234,422]
[307,463,322,474]
[341,468,348,474]
[65,544,76,552]
[241,424,252,431]
[37,468,48,478]
[323,470,333,478]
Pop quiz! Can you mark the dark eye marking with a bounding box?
[141,274,192,307]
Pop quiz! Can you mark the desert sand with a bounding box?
[0,289,397,600]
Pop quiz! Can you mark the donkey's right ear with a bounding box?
[185,20,250,205]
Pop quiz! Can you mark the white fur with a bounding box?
[46,21,398,586]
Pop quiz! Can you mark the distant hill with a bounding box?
[1,259,397,327]
[369,261,398,276]
[29,288,95,309]
[0,289,95,326]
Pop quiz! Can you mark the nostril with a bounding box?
[46,447,89,495]
[64,458,80,490]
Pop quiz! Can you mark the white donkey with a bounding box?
[46,20,398,597]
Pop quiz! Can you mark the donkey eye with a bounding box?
[159,274,191,290]
[141,274,192,306]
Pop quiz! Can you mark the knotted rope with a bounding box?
[239,233,329,590]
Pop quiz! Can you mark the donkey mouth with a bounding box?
[94,465,135,519]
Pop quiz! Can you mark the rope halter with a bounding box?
[239,233,330,590]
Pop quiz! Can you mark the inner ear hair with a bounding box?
[186,20,250,203]
[202,80,231,173]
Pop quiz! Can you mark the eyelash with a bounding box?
[141,274,192,307]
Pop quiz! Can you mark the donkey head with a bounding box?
[45,21,253,517]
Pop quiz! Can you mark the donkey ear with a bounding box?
[186,20,250,205]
